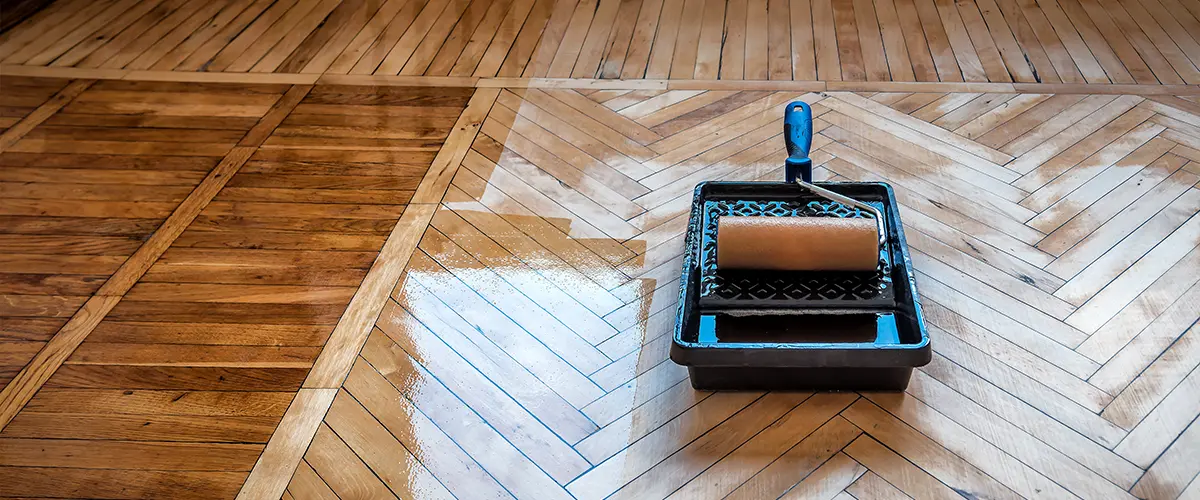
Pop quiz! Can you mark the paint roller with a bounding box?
[717,101,886,272]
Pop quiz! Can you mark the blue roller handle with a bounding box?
[783,101,813,183]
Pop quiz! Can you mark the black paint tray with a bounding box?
[670,181,931,391]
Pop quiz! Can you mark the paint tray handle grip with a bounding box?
[784,101,813,183]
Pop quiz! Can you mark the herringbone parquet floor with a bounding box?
[3,0,1200,497]
[277,88,1200,499]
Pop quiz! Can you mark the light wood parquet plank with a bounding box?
[1063,194,1200,331]
[900,370,1134,499]
[780,452,867,499]
[667,393,857,498]
[926,323,1126,447]
[1132,411,1200,499]
[1115,361,1200,468]
[844,440,953,499]
[1077,242,1200,365]
[341,349,513,500]
[322,389,456,499]
[842,399,1023,499]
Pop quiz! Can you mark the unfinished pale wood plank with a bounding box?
[1010,0,1086,83]
[1064,196,1200,332]
[765,0,791,80]
[1056,0,1134,83]
[669,0,706,79]
[1114,362,1200,468]
[841,399,1022,499]
[831,0,866,81]
[646,0,684,79]
[153,0,273,71]
[1077,241,1200,365]
[788,0,816,80]
[846,471,915,500]
[304,423,396,498]
[779,453,867,499]
[852,0,889,81]
[812,0,841,80]
[872,0,914,81]
[666,393,857,499]
[617,0,664,79]
[382,0,471,76]
[545,0,599,78]
[1131,411,1200,499]
[688,0,723,79]
[570,0,623,78]
[1036,0,1110,83]
[202,0,303,72]
[448,0,526,76]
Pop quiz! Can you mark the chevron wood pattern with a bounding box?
[4,0,1200,84]
[277,88,1200,500]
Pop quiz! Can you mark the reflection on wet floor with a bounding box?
[287,88,1200,500]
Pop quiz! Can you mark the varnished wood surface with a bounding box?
[0,81,471,497]
[1,78,269,391]
[2,0,1200,84]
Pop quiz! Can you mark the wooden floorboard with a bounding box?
[0,80,472,496]
[2,0,1200,84]
[0,78,266,394]
[1,1,1200,498]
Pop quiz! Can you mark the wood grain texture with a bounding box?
[3,0,1200,84]
[235,388,336,500]
[0,83,471,495]
[0,78,92,150]
[411,87,499,203]
[4,14,1200,495]
[0,79,298,430]
[0,295,120,428]
[302,204,438,389]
